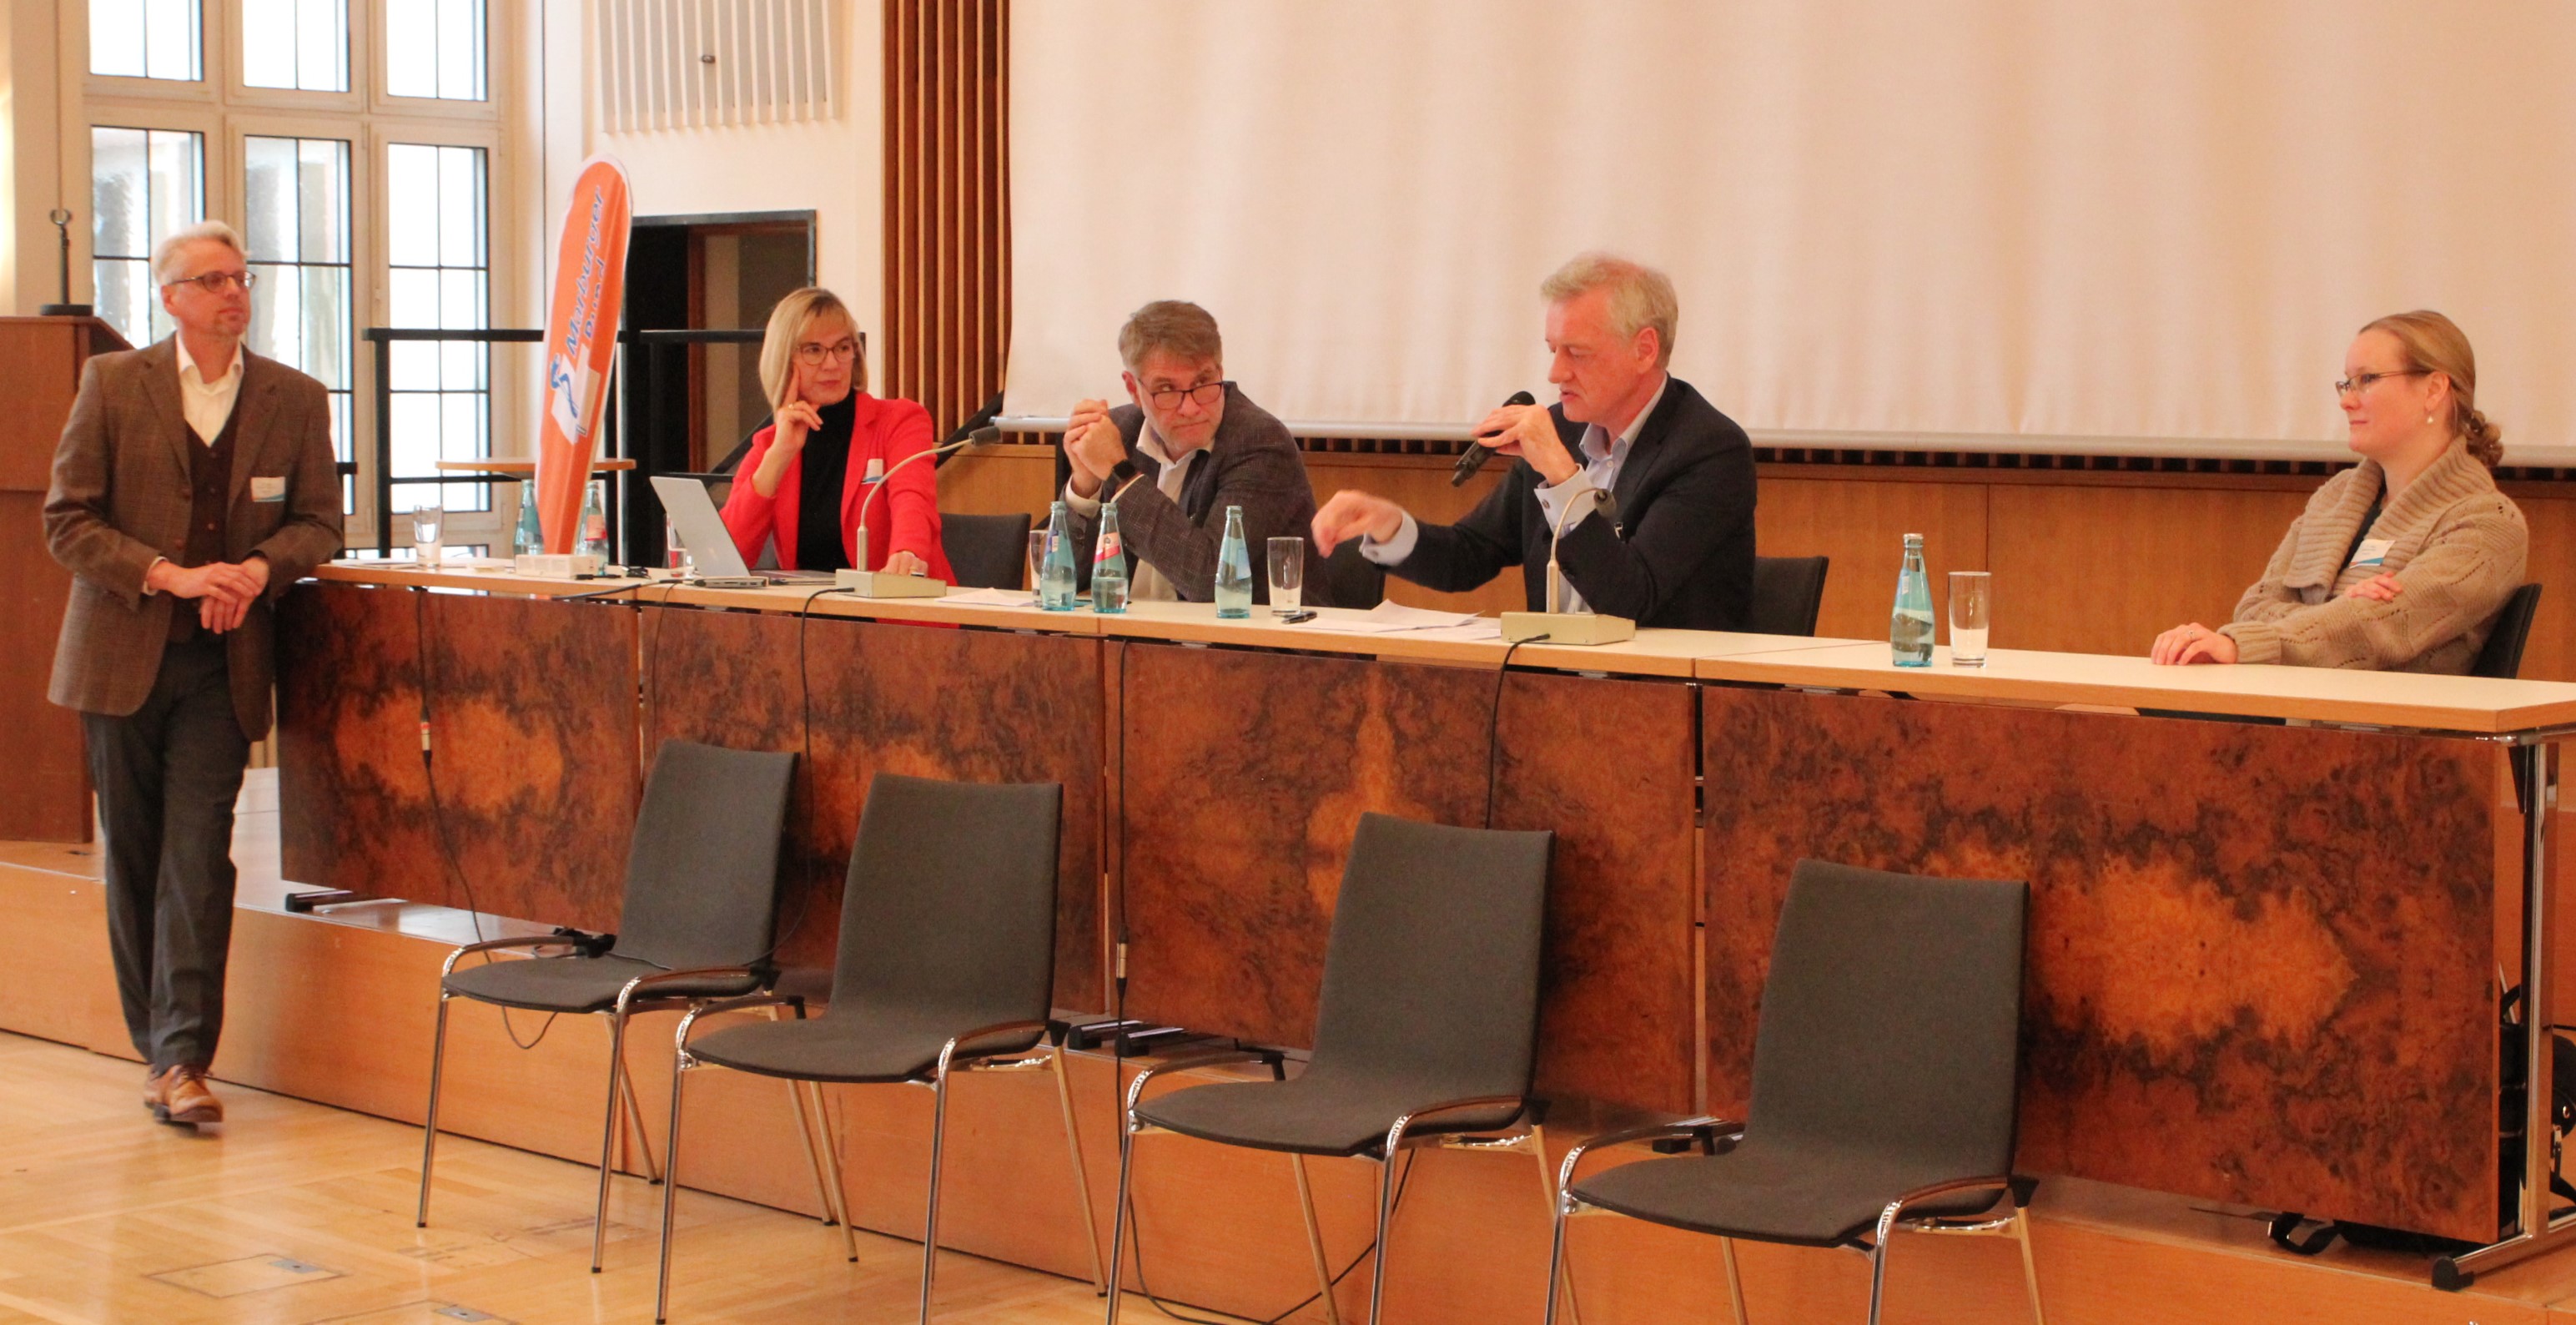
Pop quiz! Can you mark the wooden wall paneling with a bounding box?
[1116,644,1698,1111]
[641,605,1108,1010]
[274,583,641,930]
[2506,485,2575,683]
[884,0,1007,437]
[1985,476,2317,657]
[1,319,102,842]
[937,442,1054,526]
[0,860,110,1047]
[1701,686,2501,1242]
[1752,469,1990,646]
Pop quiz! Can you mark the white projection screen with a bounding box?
[1006,1,2576,463]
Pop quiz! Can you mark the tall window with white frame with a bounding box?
[82,0,507,552]
[89,128,206,346]
[385,144,490,516]
[244,136,355,513]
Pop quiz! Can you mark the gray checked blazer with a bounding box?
[44,337,345,738]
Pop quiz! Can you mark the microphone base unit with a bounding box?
[515,552,605,577]
[833,568,948,598]
[1500,611,1635,646]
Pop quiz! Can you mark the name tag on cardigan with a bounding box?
[2350,537,2393,569]
[251,476,288,502]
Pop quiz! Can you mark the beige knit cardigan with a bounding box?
[2219,441,2527,673]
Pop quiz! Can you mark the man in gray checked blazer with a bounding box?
[44,219,342,1127]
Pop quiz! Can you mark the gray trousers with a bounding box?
[82,634,250,1072]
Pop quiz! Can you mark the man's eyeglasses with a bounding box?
[793,340,860,365]
[1146,380,1228,412]
[2334,369,2428,398]
[163,270,257,294]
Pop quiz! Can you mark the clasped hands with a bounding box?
[1061,398,1127,499]
[150,557,269,633]
[2151,573,2401,664]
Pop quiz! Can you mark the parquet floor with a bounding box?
[0,1030,1110,1324]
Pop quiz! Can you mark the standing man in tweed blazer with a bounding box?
[44,220,343,1126]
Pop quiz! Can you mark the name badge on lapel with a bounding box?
[2350,537,2393,571]
[251,476,289,503]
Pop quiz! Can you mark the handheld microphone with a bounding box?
[1449,390,1539,487]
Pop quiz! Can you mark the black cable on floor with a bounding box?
[1484,634,1545,829]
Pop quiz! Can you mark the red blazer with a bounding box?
[719,392,953,582]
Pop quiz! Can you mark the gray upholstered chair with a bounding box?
[941,511,1034,589]
[1745,555,1830,636]
[654,773,1104,1324]
[1104,813,1556,1325]
[416,740,827,1278]
[1545,859,2040,1325]
[2473,582,2543,679]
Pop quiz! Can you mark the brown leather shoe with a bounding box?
[158,1066,223,1126]
[143,1066,169,1112]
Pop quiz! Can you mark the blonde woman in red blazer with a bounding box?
[720,287,953,581]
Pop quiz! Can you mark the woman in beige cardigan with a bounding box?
[2153,310,2527,673]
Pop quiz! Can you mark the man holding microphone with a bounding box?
[1311,253,1756,629]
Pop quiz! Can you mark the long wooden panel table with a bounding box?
[274,564,2576,1275]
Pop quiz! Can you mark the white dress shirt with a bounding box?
[1065,420,1201,602]
[1362,375,1668,613]
[176,335,245,443]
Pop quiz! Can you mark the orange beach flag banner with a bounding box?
[536,155,632,552]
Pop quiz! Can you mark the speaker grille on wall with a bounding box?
[603,0,839,132]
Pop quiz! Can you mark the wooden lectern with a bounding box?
[2,315,128,842]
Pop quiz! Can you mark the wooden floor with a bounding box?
[0,1029,1108,1325]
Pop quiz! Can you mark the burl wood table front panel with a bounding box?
[641,606,1108,1011]
[1115,642,1698,1112]
[276,582,641,929]
[1702,686,2502,1242]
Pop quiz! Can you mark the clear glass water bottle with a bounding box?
[1213,505,1254,618]
[578,479,611,561]
[1891,532,1935,667]
[1039,501,1079,611]
[1091,501,1129,614]
[514,479,542,556]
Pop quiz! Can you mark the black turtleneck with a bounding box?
[794,393,860,572]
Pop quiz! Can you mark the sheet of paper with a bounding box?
[1283,602,1487,634]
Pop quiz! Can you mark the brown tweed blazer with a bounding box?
[45,337,344,738]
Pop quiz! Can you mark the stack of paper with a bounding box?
[1284,602,1487,635]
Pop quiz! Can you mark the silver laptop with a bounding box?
[649,475,836,582]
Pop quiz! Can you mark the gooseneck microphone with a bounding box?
[1448,390,1539,487]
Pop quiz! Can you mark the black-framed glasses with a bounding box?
[793,339,860,366]
[2334,369,2428,398]
[163,270,257,293]
[1146,380,1228,411]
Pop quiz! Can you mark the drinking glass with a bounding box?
[411,501,445,565]
[1948,571,1992,666]
[1028,531,1049,592]
[1267,537,1305,614]
[667,526,693,578]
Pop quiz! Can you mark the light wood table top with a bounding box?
[1697,640,2576,734]
[305,565,2576,732]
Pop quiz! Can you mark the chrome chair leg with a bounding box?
[594,1006,634,1272]
[1526,1126,1582,1325]
[1542,1190,1572,1325]
[918,1069,954,1325]
[772,1006,840,1227]
[808,1081,860,1262]
[1051,1044,1109,1294]
[1104,1117,1137,1325]
[2012,1205,2047,1325]
[617,1047,662,1184]
[1720,1237,1749,1325]
[655,1020,699,1325]
[1364,1151,1403,1325]
[1866,1203,1899,1325]
[415,993,452,1227]
[1291,1153,1346,1325]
